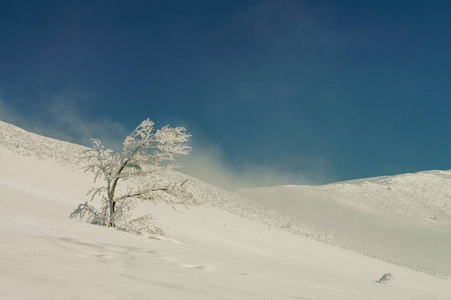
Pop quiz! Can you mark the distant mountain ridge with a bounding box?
[240,170,451,225]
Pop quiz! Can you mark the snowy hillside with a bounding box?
[240,173,451,278]
[0,121,326,242]
[1,120,451,299]
[0,120,87,163]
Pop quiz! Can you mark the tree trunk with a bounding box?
[108,196,115,227]
[108,178,119,228]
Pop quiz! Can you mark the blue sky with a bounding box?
[1,0,451,188]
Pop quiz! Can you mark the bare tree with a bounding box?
[71,119,191,235]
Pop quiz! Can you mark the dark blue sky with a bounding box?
[1,0,451,187]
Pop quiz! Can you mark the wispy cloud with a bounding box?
[0,98,21,125]
[178,138,334,190]
[0,97,128,150]
[45,98,129,150]
[1,96,334,190]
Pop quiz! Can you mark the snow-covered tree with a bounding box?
[70,119,192,235]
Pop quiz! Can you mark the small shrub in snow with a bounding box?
[375,273,394,284]
[70,119,191,236]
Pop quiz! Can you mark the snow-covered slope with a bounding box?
[0,120,325,242]
[0,120,87,163]
[1,120,451,299]
[240,173,451,278]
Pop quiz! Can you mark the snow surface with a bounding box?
[1,120,451,299]
[240,173,451,279]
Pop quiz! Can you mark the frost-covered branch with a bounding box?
[70,118,192,236]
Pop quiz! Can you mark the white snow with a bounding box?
[240,173,451,279]
[1,120,451,299]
